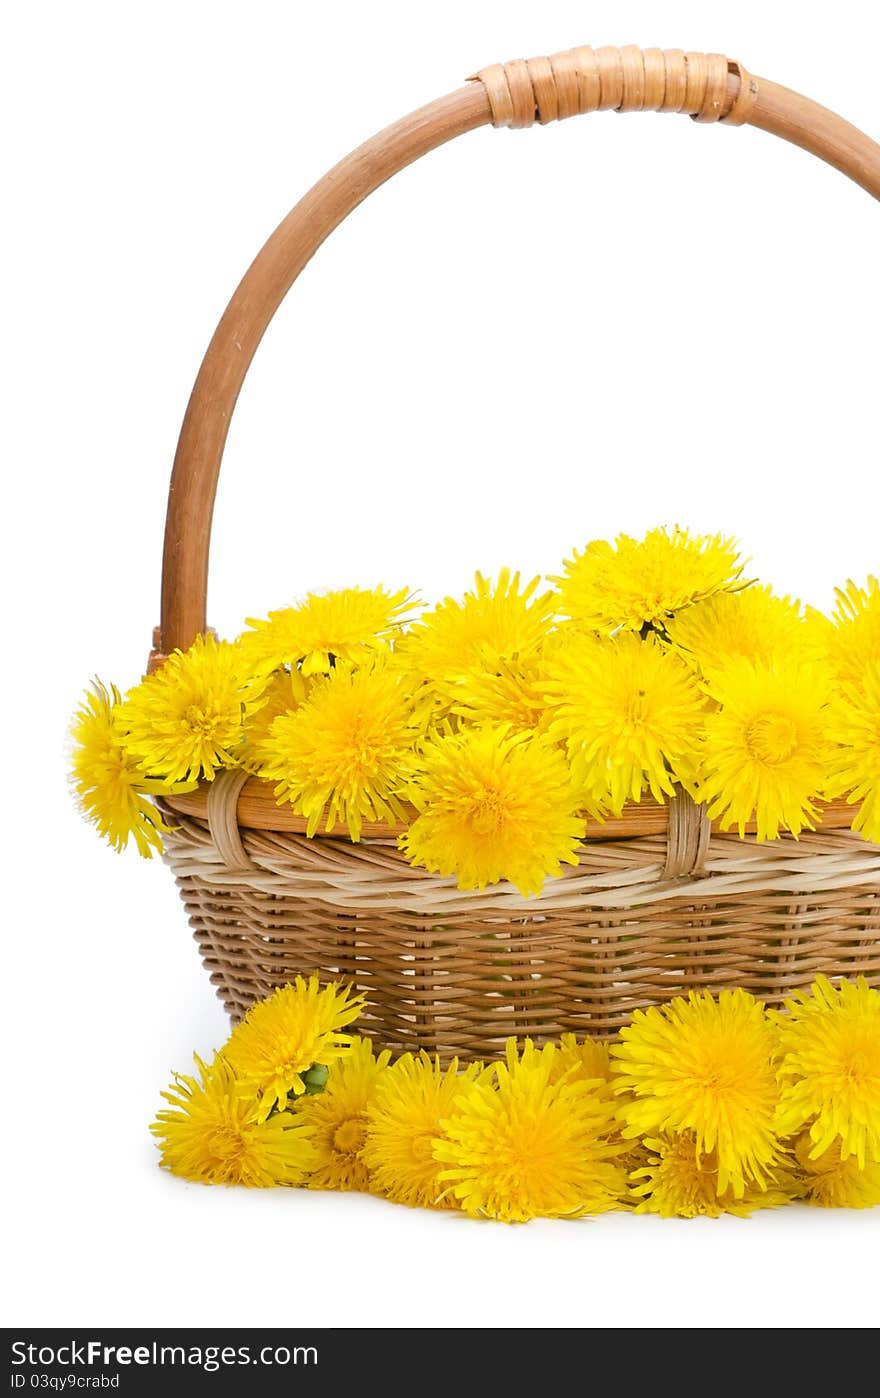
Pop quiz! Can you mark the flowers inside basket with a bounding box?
[72,527,880,890]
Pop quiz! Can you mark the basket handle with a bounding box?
[154,44,880,662]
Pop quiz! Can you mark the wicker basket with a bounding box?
[152,45,880,1059]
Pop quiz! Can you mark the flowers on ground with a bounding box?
[224,976,364,1119]
[153,976,880,1221]
[611,988,781,1196]
[773,976,880,1167]
[435,1039,624,1222]
[630,1134,795,1218]
[362,1053,483,1209]
[793,1134,880,1209]
[294,1037,392,1192]
[151,1053,316,1187]
[551,1034,613,1085]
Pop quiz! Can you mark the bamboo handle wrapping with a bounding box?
[154,45,880,661]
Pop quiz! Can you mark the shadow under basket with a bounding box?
[159,780,880,1061]
[150,45,880,1059]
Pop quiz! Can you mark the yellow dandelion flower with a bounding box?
[793,1132,880,1209]
[118,635,264,785]
[699,655,832,840]
[224,976,364,1120]
[240,585,415,678]
[665,586,809,674]
[550,1034,613,1085]
[451,654,551,736]
[240,668,310,769]
[70,681,173,856]
[256,661,421,840]
[544,633,704,815]
[826,663,880,844]
[435,1039,625,1223]
[824,576,880,685]
[293,1037,392,1192]
[400,725,585,895]
[612,989,781,1197]
[363,1052,483,1209]
[402,570,556,698]
[554,526,745,634]
[631,1133,795,1218]
[548,1036,649,1169]
[151,1053,316,1186]
[773,976,880,1167]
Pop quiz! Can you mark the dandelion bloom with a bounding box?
[435,1039,625,1222]
[295,1038,392,1192]
[118,635,264,784]
[363,1052,482,1209]
[550,1034,613,1085]
[699,655,831,840]
[151,1054,316,1186]
[450,654,550,736]
[793,1133,880,1209]
[824,576,880,685]
[545,633,704,815]
[224,976,364,1120]
[240,585,414,678]
[612,989,781,1197]
[402,569,556,698]
[630,1133,795,1218]
[240,667,310,764]
[257,661,421,840]
[665,586,807,673]
[400,725,585,895]
[554,526,745,634]
[826,663,880,844]
[773,976,880,1168]
[70,681,171,855]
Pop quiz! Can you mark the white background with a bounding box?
[4,0,879,1330]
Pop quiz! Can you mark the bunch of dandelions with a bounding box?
[151,976,364,1186]
[612,978,880,1216]
[152,976,880,1218]
[72,535,880,891]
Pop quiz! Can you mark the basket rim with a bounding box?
[162,777,862,842]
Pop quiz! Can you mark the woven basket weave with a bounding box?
[152,45,880,1059]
